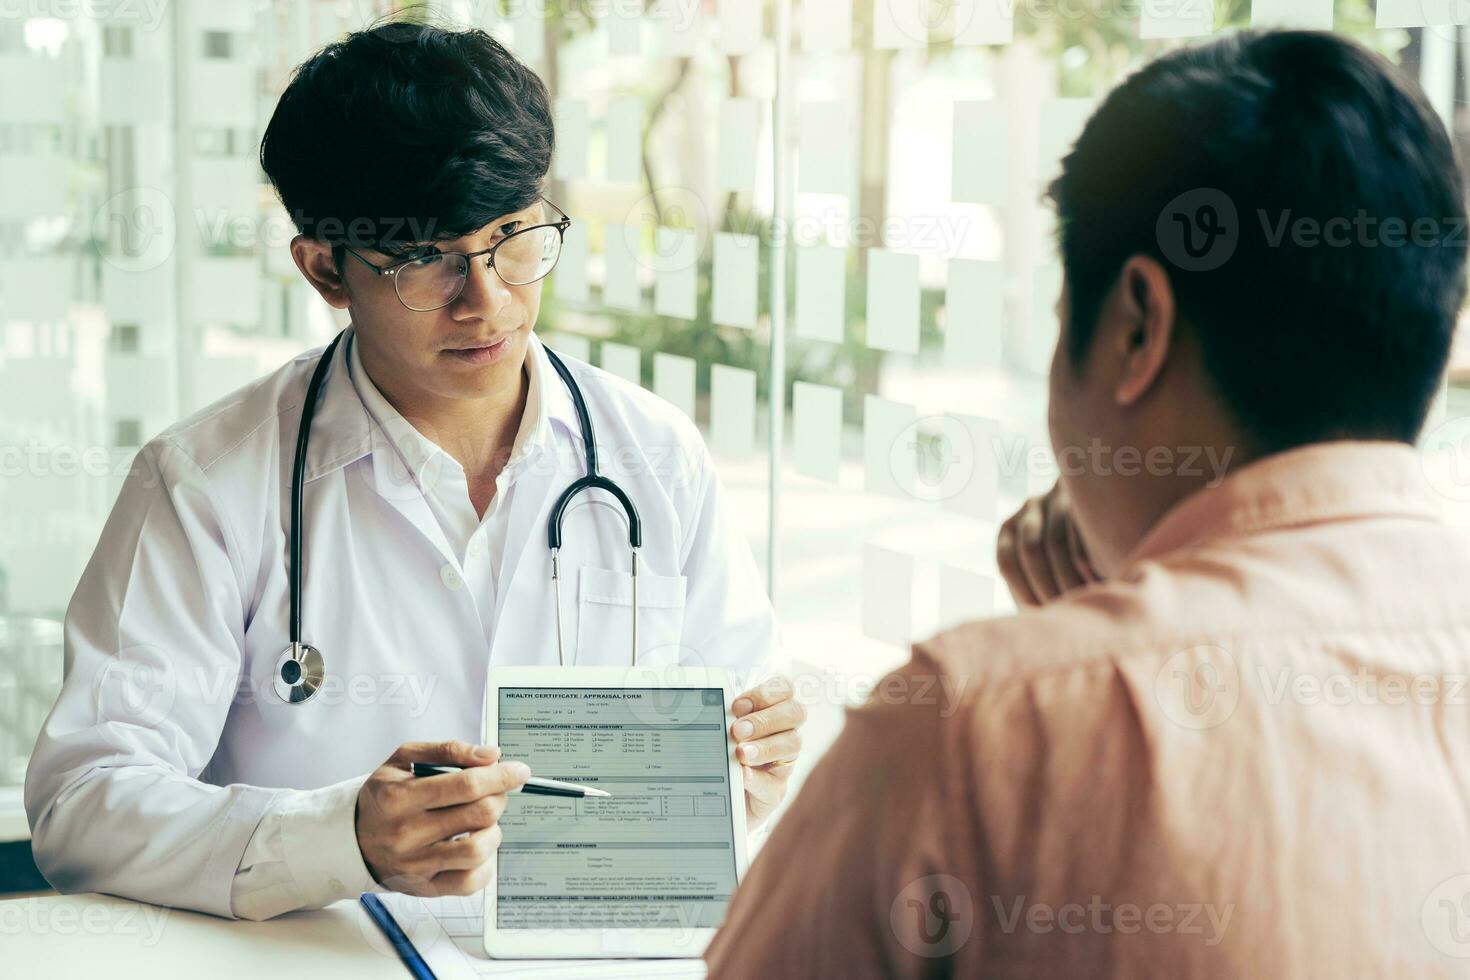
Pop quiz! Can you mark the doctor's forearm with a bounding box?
[26,763,281,919]
[231,774,383,921]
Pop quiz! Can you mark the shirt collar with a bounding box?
[346,326,582,499]
[289,329,582,490]
[1126,440,1444,565]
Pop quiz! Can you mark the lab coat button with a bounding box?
[439,565,462,590]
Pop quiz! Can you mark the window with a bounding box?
[2,1,1466,827]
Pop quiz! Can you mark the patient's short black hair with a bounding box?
[1047,29,1467,448]
[260,19,553,260]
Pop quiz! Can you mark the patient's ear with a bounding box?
[291,235,352,310]
[1110,255,1176,407]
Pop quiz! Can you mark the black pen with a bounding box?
[411,762,611,798]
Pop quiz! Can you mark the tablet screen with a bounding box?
[495,686,739,931]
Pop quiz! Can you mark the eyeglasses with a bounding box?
[341,198,572,312]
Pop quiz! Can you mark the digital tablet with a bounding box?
[483,665,750,959]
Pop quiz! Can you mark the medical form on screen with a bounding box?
[494,687,739,931]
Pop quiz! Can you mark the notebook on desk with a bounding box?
[375,892,707,979]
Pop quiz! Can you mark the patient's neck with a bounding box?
[1081,423,1261,575]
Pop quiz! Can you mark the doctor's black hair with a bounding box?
[260,17,553,262]
[1045,29,1467,449]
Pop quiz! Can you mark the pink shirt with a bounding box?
[707,441,1470,978]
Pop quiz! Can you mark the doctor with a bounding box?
[25,21,804,921]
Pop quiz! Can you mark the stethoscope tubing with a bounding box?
[275,329,643,703]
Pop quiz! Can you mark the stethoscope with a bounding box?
[273,328,642,704]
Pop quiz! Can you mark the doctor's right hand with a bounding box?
[355,740,531,896]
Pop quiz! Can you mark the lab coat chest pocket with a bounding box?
[575,565,688,665]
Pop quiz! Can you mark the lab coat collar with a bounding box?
[299,329,372,484]
[532,331,584,453]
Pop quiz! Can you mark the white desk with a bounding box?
[3,892,407,978]
[2,891,707,979]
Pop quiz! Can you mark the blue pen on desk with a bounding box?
[411,762,611,798]
[360,893,437,980]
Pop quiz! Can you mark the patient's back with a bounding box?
[917,471,1470,976]
[710,444,1470,979]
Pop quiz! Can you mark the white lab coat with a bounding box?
[24,329,778,918]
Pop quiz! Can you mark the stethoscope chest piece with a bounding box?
[273,642,325,704]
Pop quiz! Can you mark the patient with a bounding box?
[707,29,1470,978]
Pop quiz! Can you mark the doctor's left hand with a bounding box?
[731,676,806,830]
